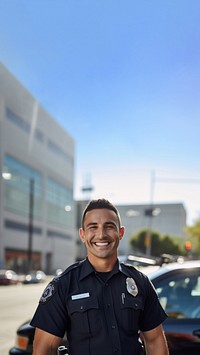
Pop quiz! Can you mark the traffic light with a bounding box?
[185,241,192,251]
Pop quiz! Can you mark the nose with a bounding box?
[96,227,106,238]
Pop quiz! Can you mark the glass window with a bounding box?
[5,219,42,234]
[6,108,44,144]
[47,139,73,167]
[46,178,73,228]
[34,128,44,143]
[6,108,30,133]
[47,229,72,240]
[2,155,42,219]
[154,269,200,319]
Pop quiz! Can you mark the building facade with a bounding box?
[0,63,76,273]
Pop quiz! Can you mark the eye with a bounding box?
[105,224,115,230]
[88,225,97,230]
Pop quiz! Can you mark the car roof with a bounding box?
[148,259,200,280]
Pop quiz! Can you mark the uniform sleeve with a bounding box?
[30,279,68,338]
[139,275,167,332]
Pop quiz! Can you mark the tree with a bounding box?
[185,219,200,255]
[161,235,181,255]
[129,229,182,256]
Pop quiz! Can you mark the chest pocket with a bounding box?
[120,296,144,334]
[67,297,102,336]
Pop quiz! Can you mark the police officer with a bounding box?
[31,199,169,355]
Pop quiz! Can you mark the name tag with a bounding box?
[71,292,90,300]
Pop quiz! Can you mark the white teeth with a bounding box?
[95,242,109,246]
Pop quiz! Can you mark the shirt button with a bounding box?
[111,325,116,329]
[107,303,110,308]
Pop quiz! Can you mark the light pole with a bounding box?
[144,171,161,256]
[144,171,155,256]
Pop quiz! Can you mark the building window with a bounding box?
[6,108,44,144]
[47,139,73,166]
[47,229,72,240]
[2,155,42,219]
[34,128,44,143]
[46,178,73,228]
[6,108,30,133]
[4,219,42,234]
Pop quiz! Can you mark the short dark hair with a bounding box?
[81,198,121,228]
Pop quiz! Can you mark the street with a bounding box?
[0,279,51,354]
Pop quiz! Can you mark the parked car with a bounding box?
[119,253,181,267]
[9,260,200,354]
[148,260,200,355]
[0,269,19,285]
[119,254,159,266]
[23,270,46,284]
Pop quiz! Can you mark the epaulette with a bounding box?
[120,262,147,281]
[120,261,138,273]
[120,261,146,273]
[53,259,86,282]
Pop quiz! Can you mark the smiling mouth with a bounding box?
[94,242,110,247]
[92,239,113,247]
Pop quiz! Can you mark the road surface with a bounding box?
[0,278,51,354]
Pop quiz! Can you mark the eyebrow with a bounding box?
[85,221,117,228]
[85,222,98,228]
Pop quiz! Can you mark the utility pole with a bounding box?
[145,170,155,256]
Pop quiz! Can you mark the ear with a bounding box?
[79,228,85,243]
[119,226,125,240]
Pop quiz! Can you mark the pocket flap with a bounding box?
[121,297,144,311]
[68,297,99,314]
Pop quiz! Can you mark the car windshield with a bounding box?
[149,264,200,319]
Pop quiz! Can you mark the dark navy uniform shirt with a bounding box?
[31,259,167,355]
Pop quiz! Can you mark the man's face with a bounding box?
[79,208,125,262]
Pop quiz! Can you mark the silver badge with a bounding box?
[40,281,56,303]
[126,277,138,297]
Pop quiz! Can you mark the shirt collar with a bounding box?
[79,258,95,280]
[79,258,131,280]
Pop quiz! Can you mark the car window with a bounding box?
[154,269,200,319]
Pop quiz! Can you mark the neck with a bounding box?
[87,255,117,272]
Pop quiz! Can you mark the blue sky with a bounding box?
[1,0,200,224]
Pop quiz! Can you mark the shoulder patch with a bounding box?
[40,281,57,303]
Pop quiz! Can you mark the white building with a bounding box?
[0,63,76,273]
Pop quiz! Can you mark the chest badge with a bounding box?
[126,277,138,297]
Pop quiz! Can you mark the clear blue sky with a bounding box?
[1,0,200,224]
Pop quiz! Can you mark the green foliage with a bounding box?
[185,219,200,255]
[129,229,147,254]
[129,228,182,256]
